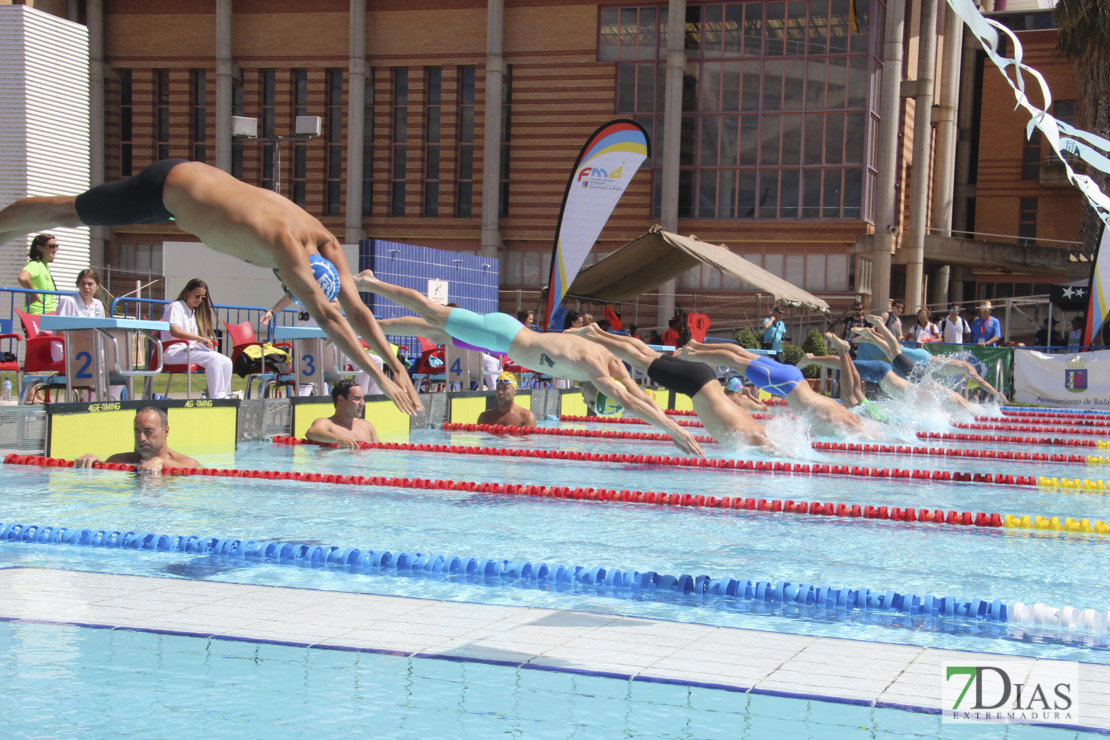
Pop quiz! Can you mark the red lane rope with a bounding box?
[451,421,1098,450]
[988,414,1110,429]
[1002,410,1110,422]
[411,428,1052,485]
[565,414,1108,440]
[954,422,1108,437]
[1,452,1007,533]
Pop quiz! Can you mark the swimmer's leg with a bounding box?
[824,332,865,406]
[378,316,452,345]
[0,195,82,245]
[674,340,756,374]
[354,270,454,328]
[566,323,656,372]
[862,314,903,356]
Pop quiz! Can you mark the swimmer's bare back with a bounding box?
[161,162,335,267]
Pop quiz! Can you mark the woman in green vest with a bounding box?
[17,234,59,314]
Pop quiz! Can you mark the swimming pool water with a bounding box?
[2,423,1109,664]
[0,619,1079,740]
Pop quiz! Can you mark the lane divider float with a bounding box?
[7,452,1109,536]
[1,519,1106,635]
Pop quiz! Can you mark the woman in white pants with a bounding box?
[160,279,232,399]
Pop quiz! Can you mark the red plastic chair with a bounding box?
[411,336,446,392]
[14,308,68,402]
[223,321,294,398]
[153,339,202,399]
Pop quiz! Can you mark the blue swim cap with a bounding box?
[275,255,341,306]
[309,255,340,302]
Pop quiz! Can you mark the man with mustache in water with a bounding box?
[353,270,704,457]
[565,324,774,451]
[674,340,887,438]
[0,160,421,416]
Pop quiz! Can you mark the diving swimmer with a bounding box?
[353,270,704,457]
[0,160,422,415]
[566,324,773,450]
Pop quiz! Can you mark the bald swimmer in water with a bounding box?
[0,160,421,415]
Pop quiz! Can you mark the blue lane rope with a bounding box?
[0,520,1105,639]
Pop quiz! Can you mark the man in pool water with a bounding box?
[353,270,704,457]
[673,340,883,438]
[0,160,421,416]
[74,407,198,474]
[306,379,379,448]
[477,372,537,428]
[566,324,773,450]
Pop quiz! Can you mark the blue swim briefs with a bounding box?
[444,308,525,355]
[744,355,804,397]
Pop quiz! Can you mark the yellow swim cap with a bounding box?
[497,371,518,388]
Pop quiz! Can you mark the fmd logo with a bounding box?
[1065,356,1088,393]
[943,661,1078,725]
[576,164,625,188]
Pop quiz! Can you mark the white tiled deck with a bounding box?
[2,567,1108,731]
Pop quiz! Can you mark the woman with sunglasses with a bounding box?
[16,234,59,314]
[159,279,232,399]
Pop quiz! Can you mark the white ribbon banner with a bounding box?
[946,0,1110,226]
[1013,349,1110,408]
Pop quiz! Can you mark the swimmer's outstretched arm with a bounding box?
[593,369,704,458]
[929,356,1005,401]
[275,244,420,416]
[319,244,423,413]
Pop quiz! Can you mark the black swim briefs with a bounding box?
[890,352,917,380]
[74,159,187,226]
[646,354,718,398]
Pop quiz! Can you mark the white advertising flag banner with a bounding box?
[1013,350,1110,409]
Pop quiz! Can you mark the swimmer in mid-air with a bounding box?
[674,340,884,438]
[566,324,774,450]
[853,316,1004,403]
[805,332,972,416]
[0,160,421,415]
[353,270,704,457]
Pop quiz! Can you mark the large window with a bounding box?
[602,1,881,221]
[292,69,308,206]
[362,70,374,217]
[156,70,170,161]
[260,70,276,190]
[231,68,244,178]
[391,68,409,217]
[119,69,132,176]
[326,68,344,216]
[499,66,512,217]
[423,67,442,217]
[456,66,476,218]
[190,69,207,164]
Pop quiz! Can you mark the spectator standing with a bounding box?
[516,309,534,329]
[17,234,59,315]
[905,308,941,343]
[1033,318,1063,349]
[160,278,233,399]
[841,301,868,356]
[882,299,905,340]
[938,305,969,344]
[970,301,1002,347]
[660,319,681,347]
[761,305,787,362]
[1067,316,1085,349]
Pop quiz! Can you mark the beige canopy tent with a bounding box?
[565,227,831,313]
